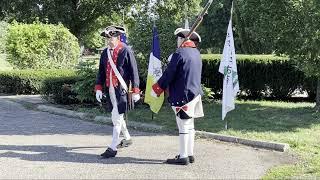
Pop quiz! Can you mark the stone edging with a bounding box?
[196,131,290,152]
[36,105,164,131]
[36,104,289,152]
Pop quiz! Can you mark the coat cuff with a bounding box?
[132,87,140,94]
[152,83,164,96]
[95,85,102,92]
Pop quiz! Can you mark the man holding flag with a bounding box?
[144,25,164,113]
[218,11,239,126]
[151,28,204,165]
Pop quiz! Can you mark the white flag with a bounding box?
[144,25,164,113]
[218,18,239,121]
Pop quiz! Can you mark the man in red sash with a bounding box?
[95,25,140,158]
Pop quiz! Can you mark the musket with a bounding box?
[128,81,134,110]
[125,81,134,123]
[180,0,213,47]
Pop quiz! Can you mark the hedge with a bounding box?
[41,76,79,104]
[0,55,317,104]
[0,69,76,95]
[201,54,317,99]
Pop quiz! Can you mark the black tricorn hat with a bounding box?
[174,28,201,42]
[100,25,126,38]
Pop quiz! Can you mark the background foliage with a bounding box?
[201,54,316,100]
[0,21,8,54]
[0,0,319,106]
[129,0,201,78]
[5,22,80,69]
[1,55,315,104]
[0,69,76,94]
[0,0,135,44]
[72,60,97,103]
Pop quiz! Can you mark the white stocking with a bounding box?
[188,118,195,156]
[121,118,131,140]
[176,116,193,158]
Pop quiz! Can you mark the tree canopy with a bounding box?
[0,0,135,41]
[1,0,320,107]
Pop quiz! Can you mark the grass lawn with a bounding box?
[125,100,320,179]
[72,98,319,178]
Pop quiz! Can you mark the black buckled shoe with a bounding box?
[117,139,133,149]
[189,156,195,163]
[100,147,117,158]
[166,155,189,165]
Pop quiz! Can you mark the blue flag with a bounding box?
[120,33,127,44]
[144,26,164,113]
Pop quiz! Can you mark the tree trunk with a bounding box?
[316,77,320,112]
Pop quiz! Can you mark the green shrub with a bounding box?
[41,76,79,104]
[302,77,317,100]
[201,84,214,103]
[72,60,97,103]
[0,69,76,94]
[0,66,95,104]
[0,21,8,54]
[40,60,97,104]
[6,21,80,69]
[201,54,317,99]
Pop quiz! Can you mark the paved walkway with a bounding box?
[0,96,295,179]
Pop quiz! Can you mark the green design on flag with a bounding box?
[218,17,240,121]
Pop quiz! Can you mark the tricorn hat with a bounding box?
[174,28,201,42]
[100,25,126,38]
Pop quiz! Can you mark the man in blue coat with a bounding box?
[152,28,204,165]
[95,25,140,158]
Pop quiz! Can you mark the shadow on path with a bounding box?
[0,145,164,165]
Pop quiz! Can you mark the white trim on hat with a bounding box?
[105,25,126,34]
[174,28,201,42]
[101,25,126,37]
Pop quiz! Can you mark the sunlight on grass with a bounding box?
[128,100,320,178]
[76,99,319,178]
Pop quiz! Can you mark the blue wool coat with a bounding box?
[157,47,203,106]
[95,43,140,114]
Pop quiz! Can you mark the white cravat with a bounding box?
[109,49,114,57]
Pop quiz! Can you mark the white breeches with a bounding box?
[109,85,130,151]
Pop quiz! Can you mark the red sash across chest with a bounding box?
[106,43,124,87]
